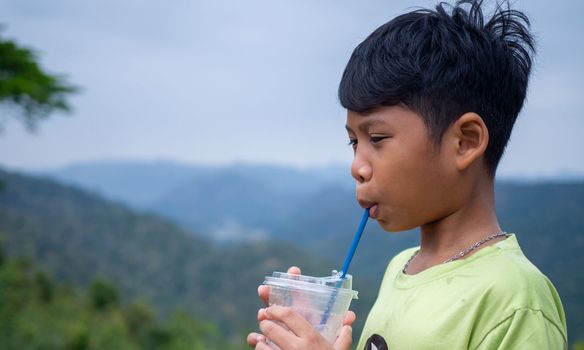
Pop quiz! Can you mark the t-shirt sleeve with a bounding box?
[473,308,567,350]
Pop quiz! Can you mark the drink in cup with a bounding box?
[263,271,358,348]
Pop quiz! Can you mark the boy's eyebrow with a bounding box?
[345,118,387,133]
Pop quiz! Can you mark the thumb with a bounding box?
[333,325,353,350]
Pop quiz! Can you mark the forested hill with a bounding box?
[1,167,583,347]
[0,169,352,347]
[0,251,229,349]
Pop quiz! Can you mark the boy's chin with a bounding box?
[378,219,416,233]
[377,219,399,232]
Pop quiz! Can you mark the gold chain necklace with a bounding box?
[402,231,508,274]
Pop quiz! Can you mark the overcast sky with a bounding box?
[1,0,583,177]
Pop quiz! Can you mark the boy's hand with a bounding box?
[246,266,356,349]
[247,309,356,349]
[254,305,353,350]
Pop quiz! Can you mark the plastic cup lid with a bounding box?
[264,271,358,299]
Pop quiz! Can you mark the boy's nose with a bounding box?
[351,157,372,183]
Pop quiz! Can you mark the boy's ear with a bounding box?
[449,112,489,171]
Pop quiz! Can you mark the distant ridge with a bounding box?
[0,168,363,342]
[46,160,350,210]
[33,160,584,345]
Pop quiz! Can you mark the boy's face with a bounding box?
[346,105,460,232]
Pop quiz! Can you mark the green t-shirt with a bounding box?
[356,234,567,350]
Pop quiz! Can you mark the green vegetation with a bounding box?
[496,181,584,346]
[1,168,582,347]
[0,248,227,349]
[0,169,354,347]
[0,30,77,132]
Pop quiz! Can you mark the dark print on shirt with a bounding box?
[364,333,388,350]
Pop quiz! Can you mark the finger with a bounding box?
[258,308,268,322]
[259,319,297,348]
[254,340,272,350]
[287,266,301,275]
[343,311,356,326]
[258,285,270,306]
[246,332,266,348]
[333,325,353,350]
[264,305,314,336]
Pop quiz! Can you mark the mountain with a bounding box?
[0,168,383,347]
[44,160,584,345]
[151,171,297,241]
[48,160,350,209]
[48,161,351,241]
[45,160,212,209]
[44,161,351,242]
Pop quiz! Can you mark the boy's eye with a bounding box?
[348,136,388,149]
[370,135,388,144]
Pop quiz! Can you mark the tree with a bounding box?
[0,28,77,132]
[89,278,119,310]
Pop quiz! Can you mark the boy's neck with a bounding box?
[409,177,503,274]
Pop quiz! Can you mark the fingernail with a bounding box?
[256,335,265,343]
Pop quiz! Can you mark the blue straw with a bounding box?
[319,208,370,325]
[340,208,370,278]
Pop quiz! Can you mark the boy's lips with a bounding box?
[369,204,379,219]
[358,200,379,219]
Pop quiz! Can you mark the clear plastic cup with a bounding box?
[263,271,358,348]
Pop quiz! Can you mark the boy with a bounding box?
[247,0,567,349]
